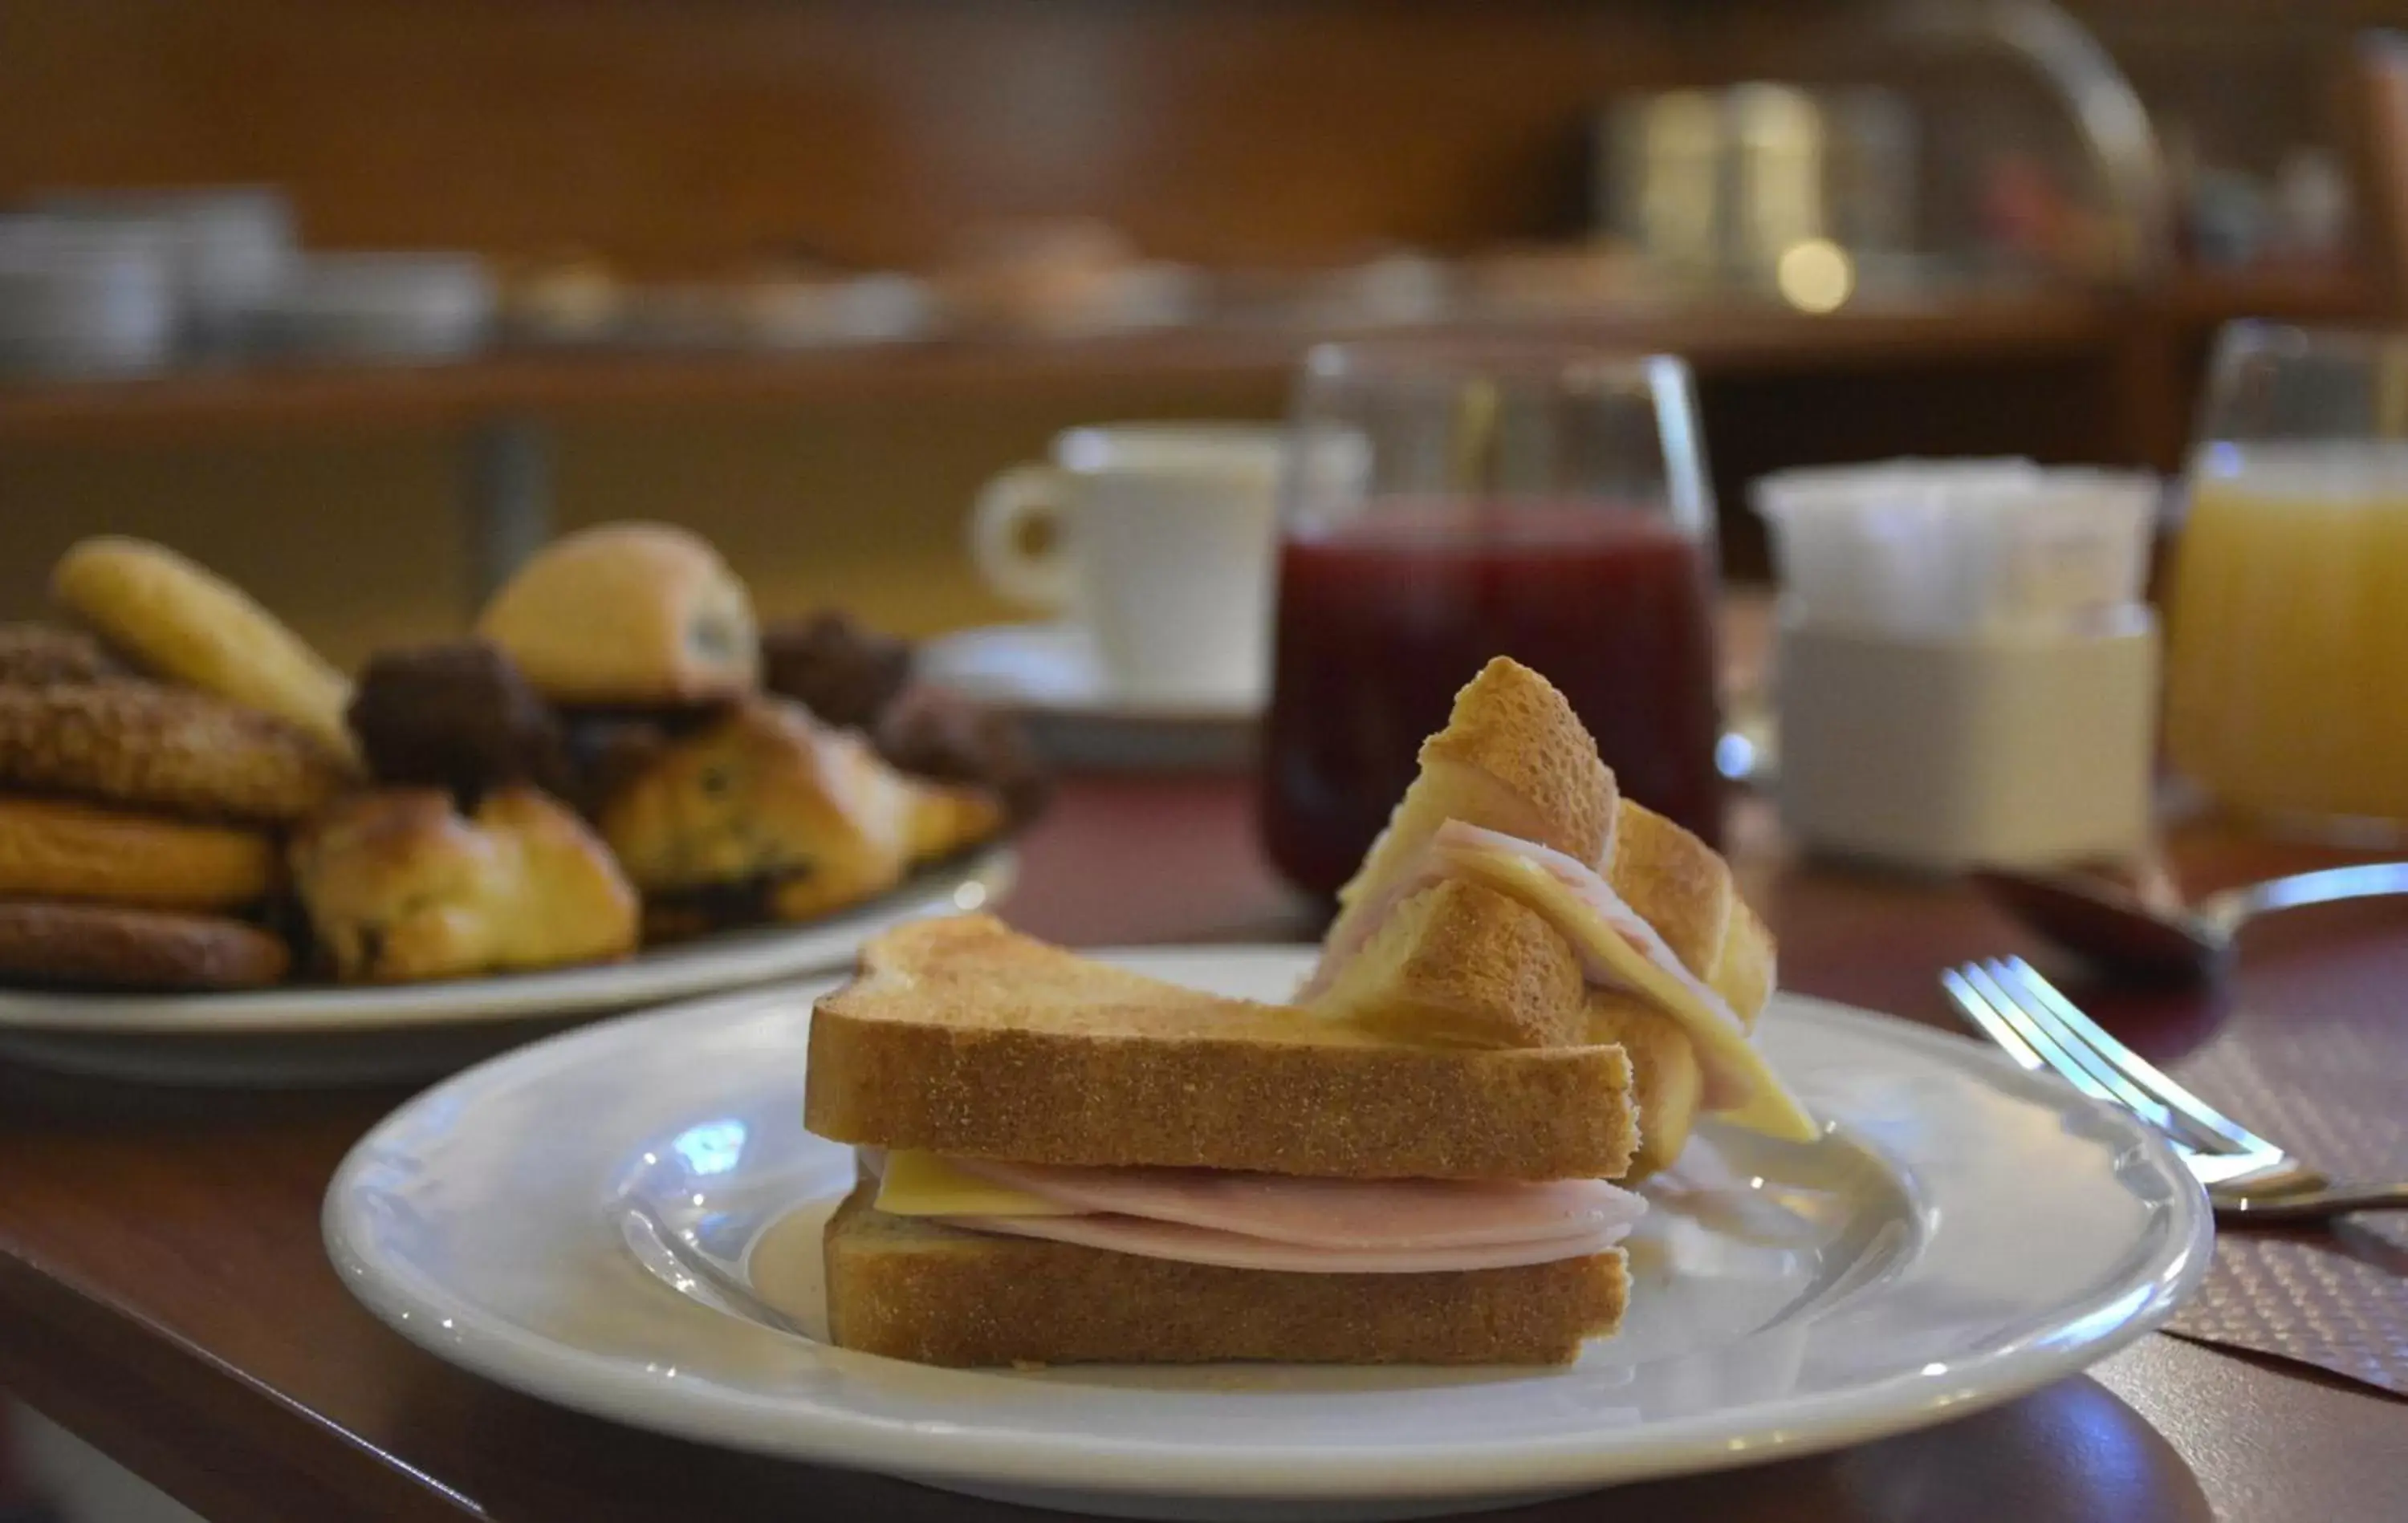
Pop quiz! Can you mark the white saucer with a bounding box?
[919,624,1259,770]
[326,946,2209,1521]
[0,849,1011,1087]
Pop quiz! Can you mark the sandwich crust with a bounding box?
[1585,991,1703,1180]
[807,915,1638,1182]
[1418,658,1618,863]
[821,1186,1629,1366]
[1711,897,1776,1030]
[1334,657,1617,930]
[1607,800,1775,1028]
[1606,801,1728,977]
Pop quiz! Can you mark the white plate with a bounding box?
[0,849,1011,1087]
[324,947,2209,1521]
[919,624,1259,771]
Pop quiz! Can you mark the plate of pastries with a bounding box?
[0,523,1039,1085]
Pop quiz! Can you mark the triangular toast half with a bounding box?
[1305,657,1799,1165]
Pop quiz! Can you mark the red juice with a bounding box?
[1259,506,1722,898]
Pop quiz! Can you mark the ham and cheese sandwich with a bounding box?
[805,657,1807,1367]
[806,914,1641,1366]
[1307,657,1816,1174]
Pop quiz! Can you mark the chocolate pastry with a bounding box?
[348,640,574,802]
[557,713,673,817]
[759,611,914,730]
[639,876,784,944]
[874,682,1051,826]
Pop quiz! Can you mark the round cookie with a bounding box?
[0,900,290,990]
[0,623,126,686]
[0,796,279,910]
[0,680,351,825]
[53,535,357,759]
[476,522,759,705]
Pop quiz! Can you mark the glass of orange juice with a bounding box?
[2166,323,2408,835]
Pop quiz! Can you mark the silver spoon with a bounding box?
[1974,862,2408,981]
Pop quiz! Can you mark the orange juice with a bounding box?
[2165,444,2408,823]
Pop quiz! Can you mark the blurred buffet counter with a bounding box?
[0,0,2386,654]
[0,275,2365,445]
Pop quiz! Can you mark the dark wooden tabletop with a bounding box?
[3,774,2406,1522]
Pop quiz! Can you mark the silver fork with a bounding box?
[1942,956,2408,1224]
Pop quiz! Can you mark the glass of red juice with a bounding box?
[1260,340,1723,899]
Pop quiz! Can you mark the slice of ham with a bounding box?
[951,1156,1645,1252]
[943,1210,1631,1273]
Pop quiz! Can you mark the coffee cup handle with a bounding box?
[970,463,1076,611]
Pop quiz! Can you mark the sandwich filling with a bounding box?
[868,1150,1644,1273]
[1309,819,1820,1143]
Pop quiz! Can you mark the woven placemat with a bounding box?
[2160,1021,2408,1396]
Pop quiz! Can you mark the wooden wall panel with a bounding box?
[0,0,1710,271]
[2,0,2388,271]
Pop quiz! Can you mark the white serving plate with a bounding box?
[0,848,1010,1086]
[324,944,2208,1519]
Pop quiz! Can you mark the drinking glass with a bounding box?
[1259,338,1722,898]
[2166,322,2408,836]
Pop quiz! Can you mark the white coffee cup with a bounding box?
[970,423,1284,705]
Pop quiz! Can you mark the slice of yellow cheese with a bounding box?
[1442,847,1822,1144]
[872,1150,1080,1217]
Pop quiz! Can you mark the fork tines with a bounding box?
[1943,957,2279,1166]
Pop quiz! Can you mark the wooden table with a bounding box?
[3,775,2405,1521]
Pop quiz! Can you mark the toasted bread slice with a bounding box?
[1606,800,1775,1030]
[1309,878,1588,1049]
[807,915,1637,1182]
[1332,658,1617,924]
[1312,874,1714,1175]
[821,1185,1629,1366]
[1302,657,1793,1164]
[1585,991,1703,1180]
